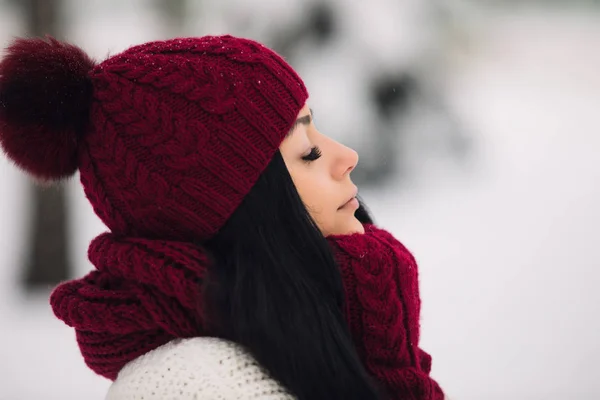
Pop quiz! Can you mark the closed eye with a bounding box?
[302,146,322,163]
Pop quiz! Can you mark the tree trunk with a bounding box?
[21,0,71,289]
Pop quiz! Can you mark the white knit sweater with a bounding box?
[107,337,449,400]
[106,337,294,399]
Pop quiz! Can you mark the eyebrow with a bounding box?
[286,109,313,138]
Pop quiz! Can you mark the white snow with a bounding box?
[1,4,599,400]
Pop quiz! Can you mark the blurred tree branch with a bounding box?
[152,0,188,34]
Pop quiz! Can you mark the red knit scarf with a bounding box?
[51,225,443,398]
[328,224,444,399]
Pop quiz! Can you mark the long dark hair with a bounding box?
[201,150,383,399]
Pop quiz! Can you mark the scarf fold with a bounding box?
[51,225,443,398]
[50,233,208,380]
[328,224,444,400]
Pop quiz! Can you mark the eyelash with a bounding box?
[302,146,322,163]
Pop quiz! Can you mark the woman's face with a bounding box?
[279,104,365,236]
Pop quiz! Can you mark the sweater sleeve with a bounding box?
[106,337,294,400]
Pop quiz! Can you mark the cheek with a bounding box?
[291,170,335,226]
[297,178,329,215]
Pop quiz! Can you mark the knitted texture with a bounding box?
[1,35,442,396]
[50,233,209,380]
[36,34,307,379]
[327,224,444,400]
[106,337,294,400]
[81,36,308,241]
[50,223,444,398]
[0,35,308,241]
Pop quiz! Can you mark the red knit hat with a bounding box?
[0,35,308,379]
[0,35,308,241]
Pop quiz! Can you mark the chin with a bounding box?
[347,219,365,234]
[327,218,365,236]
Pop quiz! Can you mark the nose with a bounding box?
[334,141,359,179]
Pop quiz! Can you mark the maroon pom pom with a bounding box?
[0,36,96,181]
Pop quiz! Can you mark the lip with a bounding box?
[338,187,359,210]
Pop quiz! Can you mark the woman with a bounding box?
[0,35,445,399]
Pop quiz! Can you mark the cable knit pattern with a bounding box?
[51,225,445,398]
[50,234,209,380]
[327,224,444,400]
[1,35,445,399]
[106,337,294,400]
[78,35,308,242]
[44,33,310,380]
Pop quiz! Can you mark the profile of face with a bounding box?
[279,104,365,236]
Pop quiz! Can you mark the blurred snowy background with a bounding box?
[1,0,599,399]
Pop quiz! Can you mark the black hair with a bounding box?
[201,150,383,399]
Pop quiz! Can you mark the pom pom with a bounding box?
[0,36,96,181]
